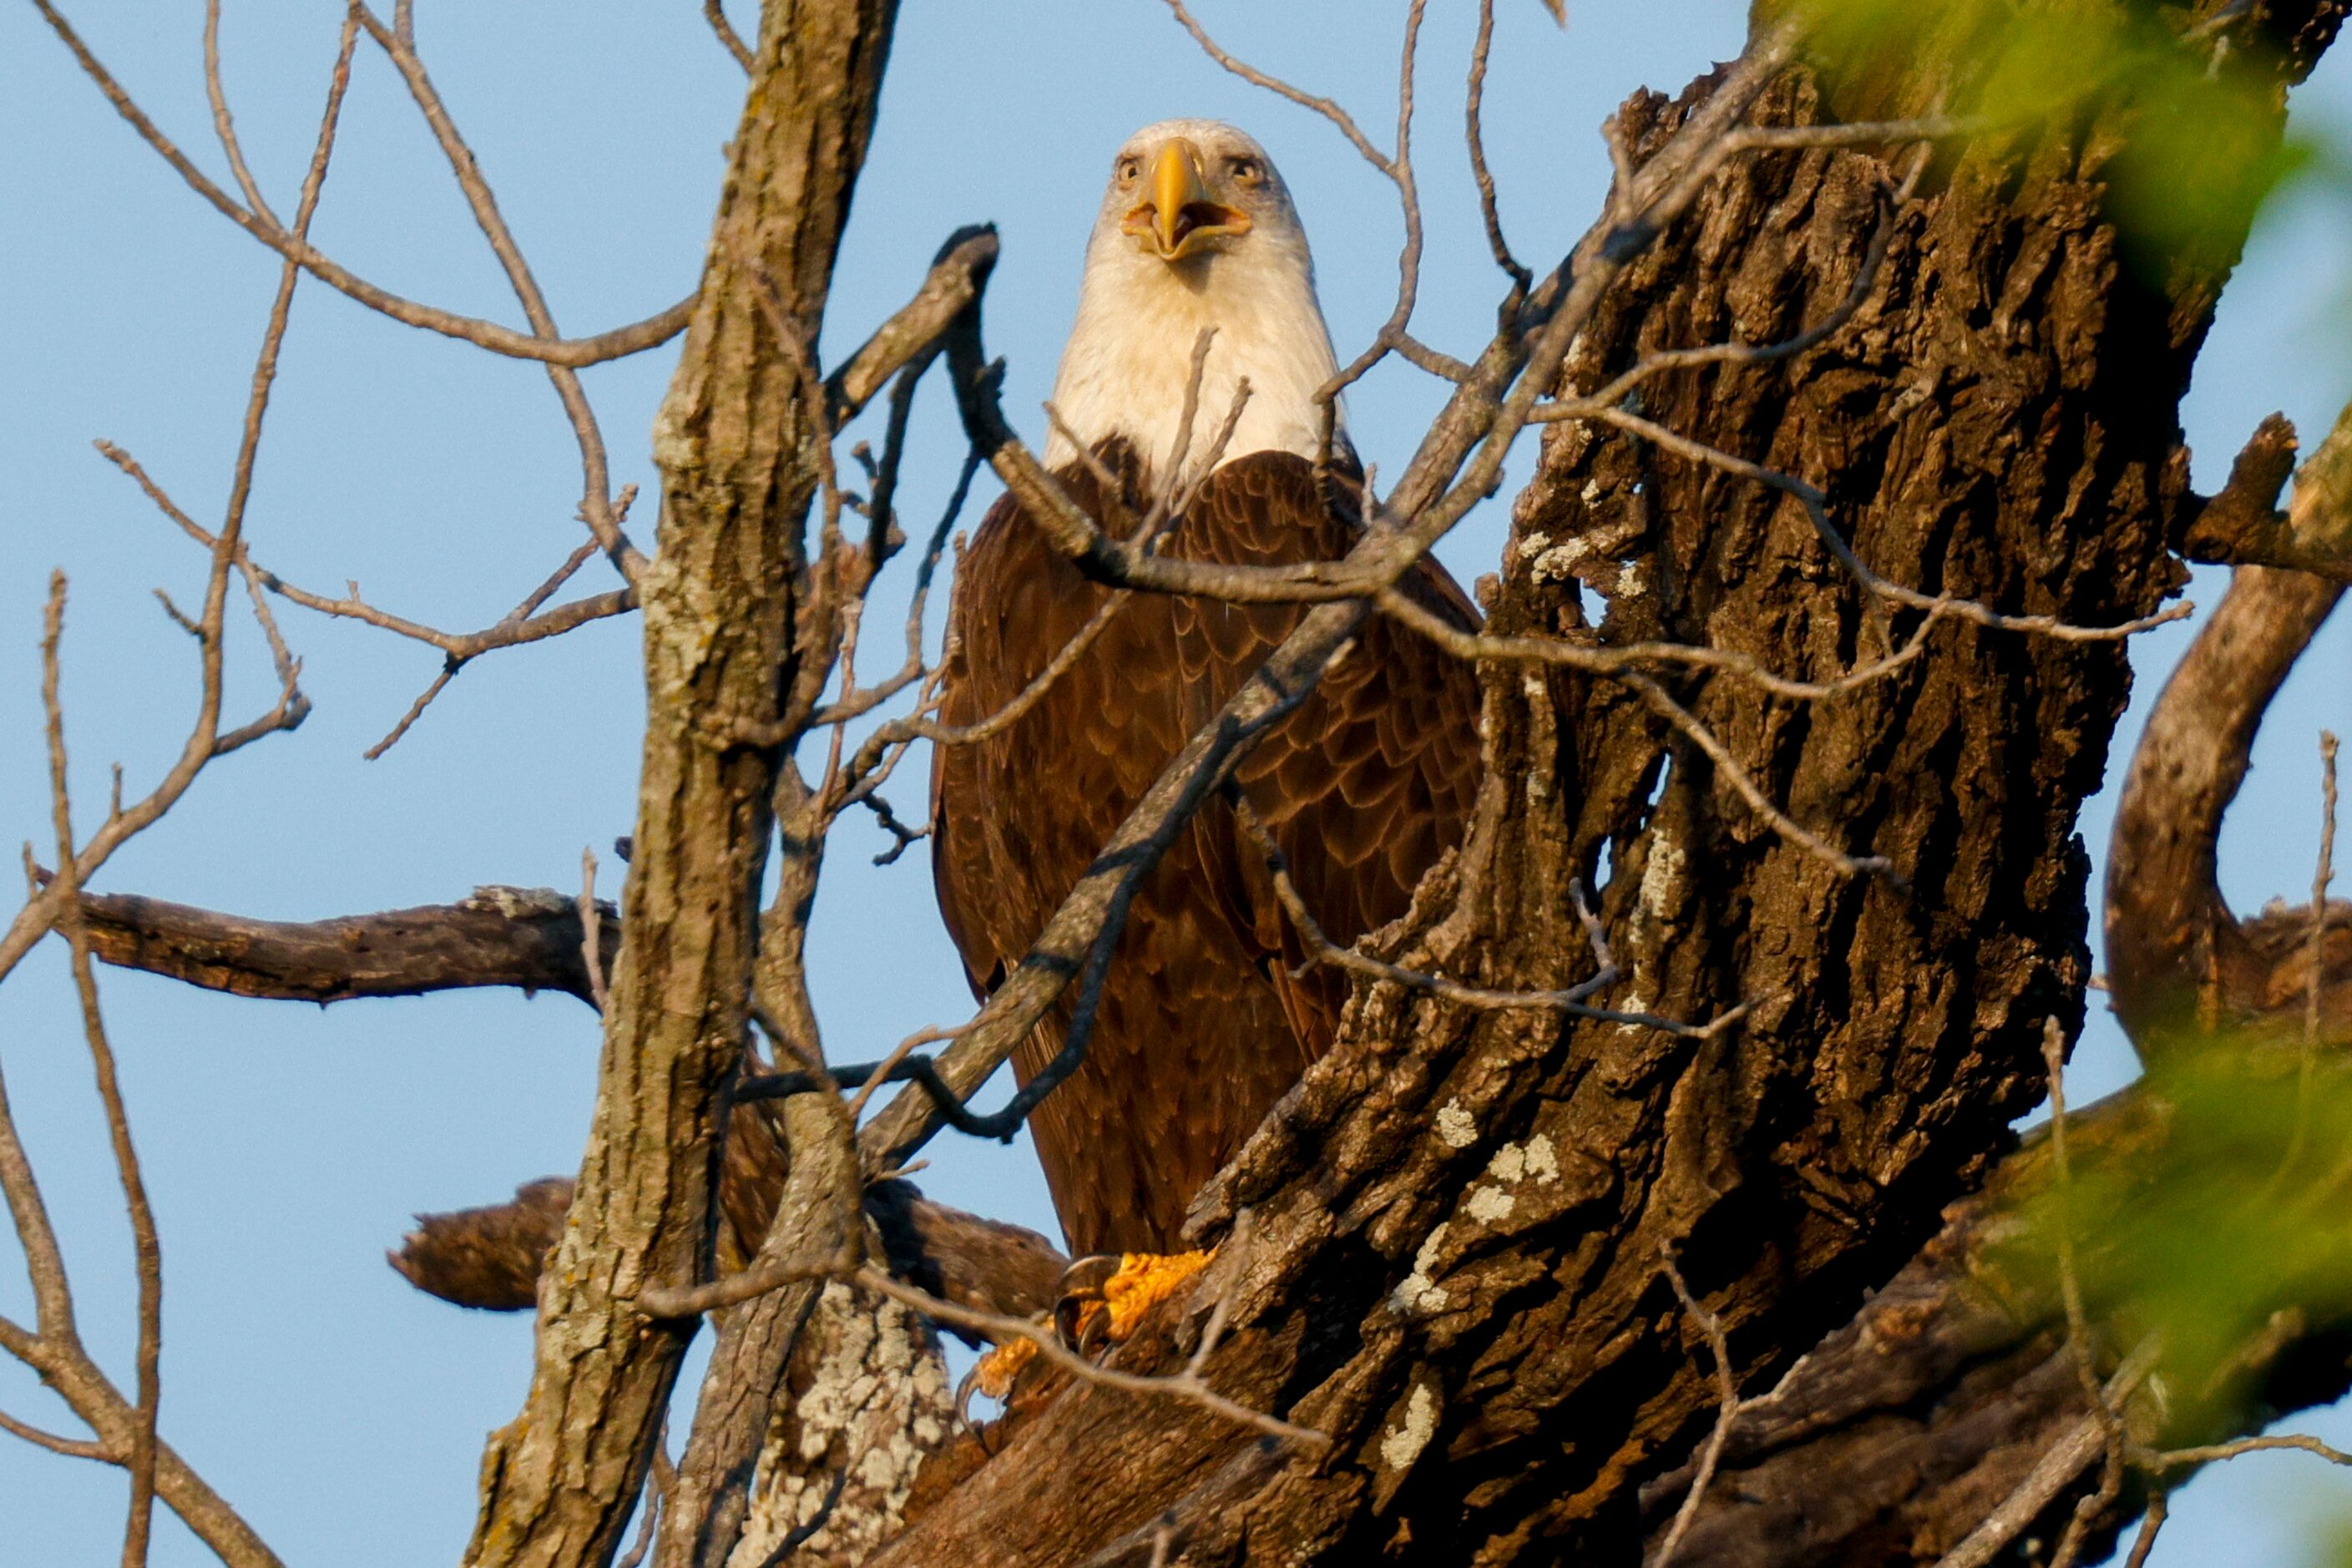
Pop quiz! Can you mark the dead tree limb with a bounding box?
[393,1176,1064,1323]
[73,888,615,1007]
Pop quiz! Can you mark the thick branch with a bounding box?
[1640,1010,2352,1568]
[2106,560,2346,1054]
[392,1171,1065,1327]
[73,887,613,1006]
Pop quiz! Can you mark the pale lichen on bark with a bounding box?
[727,1281,952,1567]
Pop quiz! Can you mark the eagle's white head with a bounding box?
[1045,119,1345,488]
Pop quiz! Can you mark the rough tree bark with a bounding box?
[1643,547,2350,1565]
[849,4,2346,1564]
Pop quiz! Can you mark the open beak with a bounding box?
[1122,139,1251,260]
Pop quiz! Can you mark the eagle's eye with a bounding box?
[1116,156,1142,183]
[1227,157,1263,187]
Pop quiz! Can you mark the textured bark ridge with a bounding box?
[1639,552,2349,1565]
[861,7,2346,1563]
[726,1279,954,1568]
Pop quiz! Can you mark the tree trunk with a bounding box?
[861,4,2346,1562]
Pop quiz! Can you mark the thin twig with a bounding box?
[1654,1244,1740,1568]
[2121,1492,2169,1568]
[2041,1019,2111,1412]
[33,2,694,372]
[1183,1210,1256,1380]
[702,0,754,71]
[1227,790,1718,1034]
[1158,0,1448,402]
[45,579,164,1568]
[1627,674,1899,883]
[2040,1017,2128,1568]
[1378,581,1943,702]
[203,0,276,227]
[2291,732,2342,1161]
[350,5,640,577]
[1464,0,1529,291]
[614,1418,671,1568]
[1160,0,1394,173]
[1932,1339,2161,1568]
[0,1404,109,1462]
[842,1024,957,1124]
[579,849,609,1014]
[2146,1432,2352,1469]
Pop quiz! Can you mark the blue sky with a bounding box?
[0,3,2345,1562]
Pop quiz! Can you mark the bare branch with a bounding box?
[1464,0,1530,291]
[0,2,346,996]
[70,886,615,1007]
[0,1405,108,1463]
[579,849,610,1014]
[2122,1494,2169,1568]
[350,5,640,576]
[1227,789,1727,1034]
[1626,673,1899,882]
[44,580,166,1568]
[702,0,754,72]
[1651,1245,1740,1568]
[1158,0,1395,174]
[2184,397,2352,582]
[1376,580,1942,701]
[33,2,694,372]
[2039,1020,2127,1568]
[1930,1340,2160,1568]
[2107,564,2346,1056]
[2311,733,2342,1062]
[2146,1431,2352,1469]
[203,0,276,226]
[104,443,640,665]
[826,226,999,426]
[3,594,282,1566]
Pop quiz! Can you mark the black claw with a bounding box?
[1053,1252,1123,1353]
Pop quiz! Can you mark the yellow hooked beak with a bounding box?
[1122,139,1252,260]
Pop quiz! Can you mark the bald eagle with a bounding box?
[931,120,1483,1257]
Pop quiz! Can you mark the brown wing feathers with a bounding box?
[930,448,1481,1254]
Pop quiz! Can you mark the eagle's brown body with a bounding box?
[930,448,1483,1255]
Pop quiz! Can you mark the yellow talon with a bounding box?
[1057,1248,1215,1353]
[1100,1249,1212,1340]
